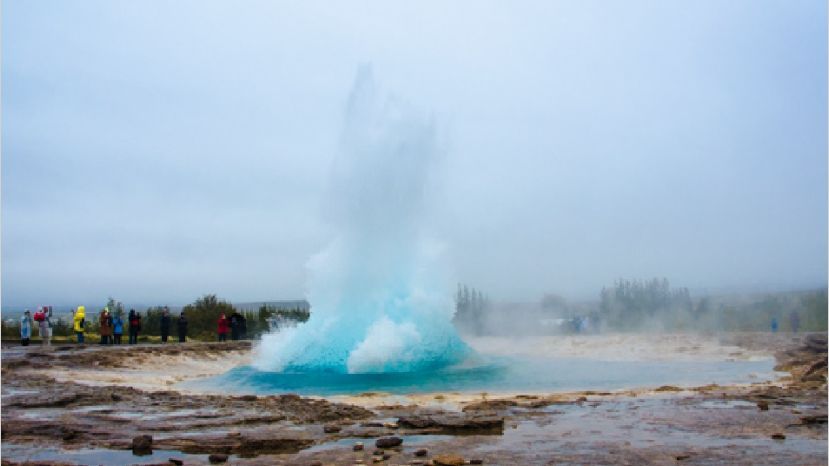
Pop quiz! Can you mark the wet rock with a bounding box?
[237,435,314,454]
[469,460,484,464]
[771,433,786,440]
[208,453,228,463]
[462,399,517,412]
[323,424,341,433]
[676,454,691,460]
[61,426,77,441]
[353,442,364,451]
[415,448,429,457]
[132,434,153,454]
[398,414,504,434]
[655,385,682,392]
[362,421,385,427]
[309,461,323,466]
[375,436,403,448]
[383,453,392,460]
[757,401,769,411]
[9,392,82,408]
[169,459,183,465]
[433,454,465,466]
[373,449,385,456]
[800,414,828,425]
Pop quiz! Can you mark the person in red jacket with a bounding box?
[217,313,229,342]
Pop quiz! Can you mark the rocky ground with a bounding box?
[1,333,826,465]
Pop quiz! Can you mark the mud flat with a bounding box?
[1,333,826,465]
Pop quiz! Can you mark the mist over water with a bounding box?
[254,66,469,374]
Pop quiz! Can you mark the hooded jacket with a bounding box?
[73,306,86,333]
[113,315,124,334]
[20,313,32,339]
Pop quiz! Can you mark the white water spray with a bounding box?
[254,66,468,373]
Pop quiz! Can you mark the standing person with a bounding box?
[44,306,53,346]
[112,311,124,345]
[73,306,86,344]
[789,311,801,333]
[240,313,247,340]
[230,311,240,341]
[128,309,141,344]
[771,317,779,333]
[177,312,188,343]
[20,310,33,346]
[99,309,113,345]
[35,306,52,346]
[160,307,171,343]
[217,313,229,342]
[33,307,48,345]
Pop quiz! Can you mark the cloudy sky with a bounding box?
[2,0,826,308]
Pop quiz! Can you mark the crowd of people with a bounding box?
[18,306,249,345]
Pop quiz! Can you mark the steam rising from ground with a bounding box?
[254,66,468,373]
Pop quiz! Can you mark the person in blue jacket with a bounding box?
[112,312,124,344]
[20,310,33,346]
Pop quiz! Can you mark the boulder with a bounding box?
[375,436,403,448]
[208,453,228,463]
[132,434,153,454]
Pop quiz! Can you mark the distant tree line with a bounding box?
[453,283,489,334]
[599,278,692,330]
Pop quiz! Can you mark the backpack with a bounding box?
[33,311,45,322]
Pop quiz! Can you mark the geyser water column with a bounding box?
[254,66,469,374]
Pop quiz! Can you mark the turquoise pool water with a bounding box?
[190,356,778,396]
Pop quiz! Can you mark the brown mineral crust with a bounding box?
[1,332,826,465]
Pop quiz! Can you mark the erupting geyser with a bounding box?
[254,66,469,373]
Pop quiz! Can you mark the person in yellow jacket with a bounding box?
[73,306,86,344]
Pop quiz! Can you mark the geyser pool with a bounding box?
[193,355,777,396]
[254,66,468,374]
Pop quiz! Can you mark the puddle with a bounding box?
[699,400,757,409]
[476,398,827,456]
[0,443,224,465]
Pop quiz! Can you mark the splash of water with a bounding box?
[254,66,469,374]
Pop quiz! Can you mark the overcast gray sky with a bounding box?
[2,0,827,308]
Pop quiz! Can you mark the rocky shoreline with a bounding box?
[1,333,826,465]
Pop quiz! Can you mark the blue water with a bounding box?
[193,356,777,396]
